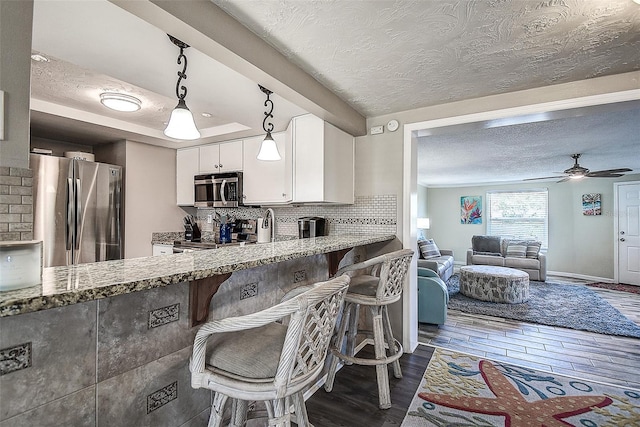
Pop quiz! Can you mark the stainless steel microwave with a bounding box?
[194,172,243,208]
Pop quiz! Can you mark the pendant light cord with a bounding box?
[175,46,188,101]
[259,85,274,133]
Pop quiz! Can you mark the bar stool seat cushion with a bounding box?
[347,275,380,297]
[206,323,287,380]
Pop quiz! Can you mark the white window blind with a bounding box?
[486,189,549,248]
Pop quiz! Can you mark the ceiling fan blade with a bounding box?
[556,177,572,183]
[586,168,632,176]
[522,176,566,181]
[587,173,625,178]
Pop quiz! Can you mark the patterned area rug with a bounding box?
[446,274,640,338]
[402,347,640,427]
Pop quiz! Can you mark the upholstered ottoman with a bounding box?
[459,265,530,303]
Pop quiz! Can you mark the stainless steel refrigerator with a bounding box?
[31,154,123,267]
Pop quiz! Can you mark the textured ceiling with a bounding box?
[417,103,640,186]
[213,0,640,116]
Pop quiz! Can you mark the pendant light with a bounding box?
[164,35,200,140]
[257,85,281,161]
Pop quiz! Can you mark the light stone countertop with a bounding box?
[1,234,395,317]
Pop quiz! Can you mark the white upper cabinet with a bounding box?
[176,147,199,206]
[292,114,354,204]
[242,132,293,205]
[199,140,243,173]
[176,115,353,207]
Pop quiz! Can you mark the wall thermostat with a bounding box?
[387,119,399,132]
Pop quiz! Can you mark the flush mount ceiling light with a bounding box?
[257,85,281,161]
[164,35,200,140]
[99,92,141,112]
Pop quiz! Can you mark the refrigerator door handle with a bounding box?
[75,178,82,251]
[66,178,73,251]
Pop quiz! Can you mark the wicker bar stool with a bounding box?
[190,275,349,427]
[324,249,414,409]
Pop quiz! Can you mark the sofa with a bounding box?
[466,235,547,281]
[417,238,454,282]
[417,267,448,325]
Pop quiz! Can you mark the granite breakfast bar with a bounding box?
[0,234,396,427]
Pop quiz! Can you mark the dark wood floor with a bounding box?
[305,345,434,427]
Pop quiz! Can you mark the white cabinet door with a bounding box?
[243,132,292,205]
[199,144,221,173]
[152,244,173,256]
[219,140,243,172]
[292,114,354,204]
[199,140,243,173]
[176,147,199,206]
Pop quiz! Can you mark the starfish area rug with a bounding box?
[402,347,640,427]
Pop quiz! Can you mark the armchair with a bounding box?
[417,267,449,325]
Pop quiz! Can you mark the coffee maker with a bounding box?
[297,217,326,238]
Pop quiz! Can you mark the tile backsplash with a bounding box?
[195,194,397,236]
[0,166,33,241]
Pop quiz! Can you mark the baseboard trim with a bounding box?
[547,271,614,283]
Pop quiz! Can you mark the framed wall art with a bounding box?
[582,193,601,216]
[461,196,482,224]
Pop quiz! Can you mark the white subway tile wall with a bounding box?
[197,195,397,237]
[0,166,33,241]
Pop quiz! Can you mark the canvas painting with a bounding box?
[461,196,482,224]
[582,193,602,216]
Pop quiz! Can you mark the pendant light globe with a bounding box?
[164,100,201,140]
[257,131,281,161]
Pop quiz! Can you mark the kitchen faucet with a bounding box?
[263,208,276,243]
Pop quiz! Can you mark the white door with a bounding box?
[617,182,640,286]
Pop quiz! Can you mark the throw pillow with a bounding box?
[526,241,542,259]
[417,238,426,259]
[472,235,501,254]
[506,241,527,258]
[418,239,441,259]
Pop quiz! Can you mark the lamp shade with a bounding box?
[164,99,200,140]
[257,131,281,161]
[417,218,430,229]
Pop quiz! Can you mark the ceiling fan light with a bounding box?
[164,99,201,140]
[257,131,281,161]
[569,174,584,180]
[100,92,141,112]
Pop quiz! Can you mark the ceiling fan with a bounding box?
[526,154,632,183]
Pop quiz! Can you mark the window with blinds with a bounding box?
[486,189,549,248]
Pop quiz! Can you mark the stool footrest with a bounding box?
[330,339,403,367]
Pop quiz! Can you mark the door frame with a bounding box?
[613,180,640,284]
[402,89,640,352]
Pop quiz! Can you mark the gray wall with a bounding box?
[123,141,186,258]
[424,174,640,280]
